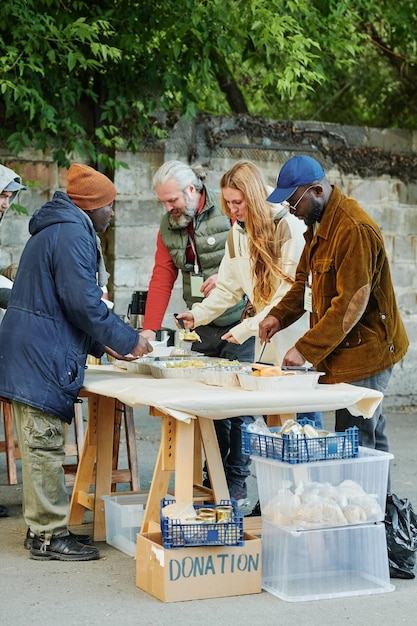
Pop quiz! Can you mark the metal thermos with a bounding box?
[128,290,148,329]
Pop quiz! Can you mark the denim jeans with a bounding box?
[335,367,393,452]
[12,400,69,540]
[296,412,323,429]
[195,324,255,497]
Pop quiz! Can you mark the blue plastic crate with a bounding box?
[242,423,359,464]
[160,499,244,549]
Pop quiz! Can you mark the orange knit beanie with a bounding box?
[66,163,117,210]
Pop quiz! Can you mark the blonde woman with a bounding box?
[178,160,311,375]
[177,161,322,498]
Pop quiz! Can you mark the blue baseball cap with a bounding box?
[267,155,325,203]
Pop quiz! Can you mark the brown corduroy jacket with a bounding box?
[268,186,409,384]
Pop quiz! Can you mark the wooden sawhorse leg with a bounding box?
[69,393,141,541]
[111,401,140,492]
[69,393,102,527]
[63,402,85,486]
[140,411,229,533]
[0,398,20,485]
[198,417,229,502]
[266,413,296,427]
[69,394,117,541]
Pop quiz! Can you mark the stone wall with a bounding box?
[1,116,416,407]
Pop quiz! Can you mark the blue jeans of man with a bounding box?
[335,368,393,492]
[335,367,393,451]
[296,411,323,429]
[194,324,255,500]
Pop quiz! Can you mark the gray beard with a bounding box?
[167,192,198,229]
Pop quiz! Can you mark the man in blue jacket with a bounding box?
[0,163,152,560]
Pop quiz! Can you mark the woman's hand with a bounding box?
[221,331,239,344]
[174,311,195,330]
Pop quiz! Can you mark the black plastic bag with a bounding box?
[385,493,417,579]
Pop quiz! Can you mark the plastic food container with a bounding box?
[237,370,323,391]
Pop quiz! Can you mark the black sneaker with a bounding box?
[0,505,9,518]
[24,528,92,550]
[29,534,100,561]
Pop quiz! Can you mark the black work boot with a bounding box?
[24,528,92,550]
[29,534,100,561]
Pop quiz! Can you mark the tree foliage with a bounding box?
[0,0,416,169]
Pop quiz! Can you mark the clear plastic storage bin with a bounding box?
[102,493,148,557]
[253,447,393,530]
[262,520,394,601]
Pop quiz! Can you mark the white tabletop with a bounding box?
[82,365,382,424]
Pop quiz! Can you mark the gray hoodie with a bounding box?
[0,164,26,226]
[0,164,26,309]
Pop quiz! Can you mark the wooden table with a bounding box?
[69,365,383,541]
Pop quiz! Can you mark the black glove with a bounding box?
[0,287,12,309]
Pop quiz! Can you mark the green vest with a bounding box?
[159,187,245,325]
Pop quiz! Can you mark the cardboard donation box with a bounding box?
[136,532,262,602]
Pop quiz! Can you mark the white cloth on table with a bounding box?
[82,365,383,424]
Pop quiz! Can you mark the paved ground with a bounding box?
[1,405,416,625]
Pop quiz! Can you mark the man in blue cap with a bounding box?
[259,155,408,455]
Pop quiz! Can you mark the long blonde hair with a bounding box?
[220,161,290,309]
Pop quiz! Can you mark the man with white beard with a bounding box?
[141,160,254,505]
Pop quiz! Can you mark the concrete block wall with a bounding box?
[1,118,416,407]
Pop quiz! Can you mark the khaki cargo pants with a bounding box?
[12,401,69,541]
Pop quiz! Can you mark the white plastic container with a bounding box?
[261,520,394,601]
